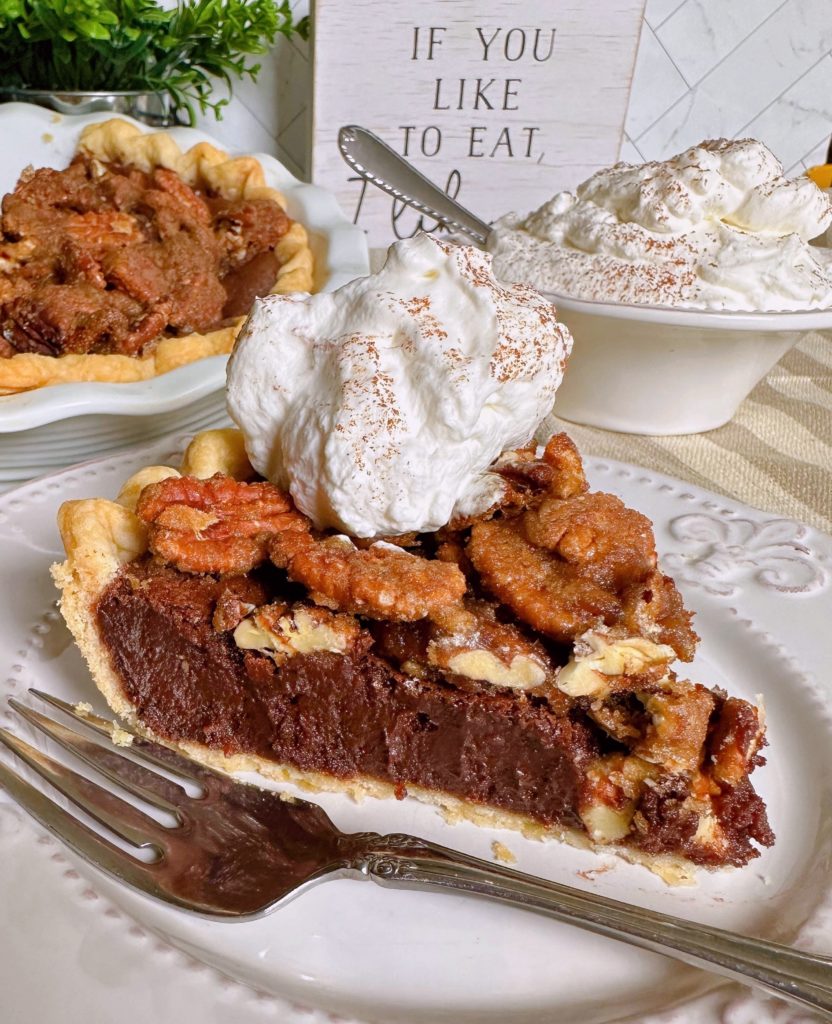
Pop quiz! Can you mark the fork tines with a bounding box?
[0,691,217,912]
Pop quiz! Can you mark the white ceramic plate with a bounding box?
[0,103,369,488]
[1,440,831,1024]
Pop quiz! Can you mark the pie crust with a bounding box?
[0,120,314,394]
[52,429,772,884]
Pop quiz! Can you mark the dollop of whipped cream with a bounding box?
[226,234,572,537]
[489,138,832,310]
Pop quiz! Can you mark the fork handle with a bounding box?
[363,839,832,1019]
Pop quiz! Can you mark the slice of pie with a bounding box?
[0,120,313,393]
[53,427,773,882]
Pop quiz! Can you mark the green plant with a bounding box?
[0,0,309,124]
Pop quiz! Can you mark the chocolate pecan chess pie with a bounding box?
[53,428,773,881]
[0,120,313,393]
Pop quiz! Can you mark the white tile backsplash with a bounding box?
[796,136,832,173]
[624,22,690,138]
[635,0,832,163]
[643,0,687,30]
[656,0,786,87]
[744,55,832,172]
[195,88,280,156]
[619,134,647,163]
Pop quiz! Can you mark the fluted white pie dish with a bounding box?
[549,293,832,435]
[0,103,369,490]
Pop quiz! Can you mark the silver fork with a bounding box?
[1,690,831,1019]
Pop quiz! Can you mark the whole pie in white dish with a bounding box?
[0,119,313,394]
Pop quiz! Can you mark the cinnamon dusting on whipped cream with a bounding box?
[489,138,832,311]
[226,234,572,537]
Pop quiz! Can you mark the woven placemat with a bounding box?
[540,331,832,533]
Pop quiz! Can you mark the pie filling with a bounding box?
[0,154,292,359]
[91,436,774,868]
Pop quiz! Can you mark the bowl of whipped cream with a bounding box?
[489,138,832,435]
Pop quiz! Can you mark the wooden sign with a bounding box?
[312,0,646,247]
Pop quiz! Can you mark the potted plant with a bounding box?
[0,0,309,126]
